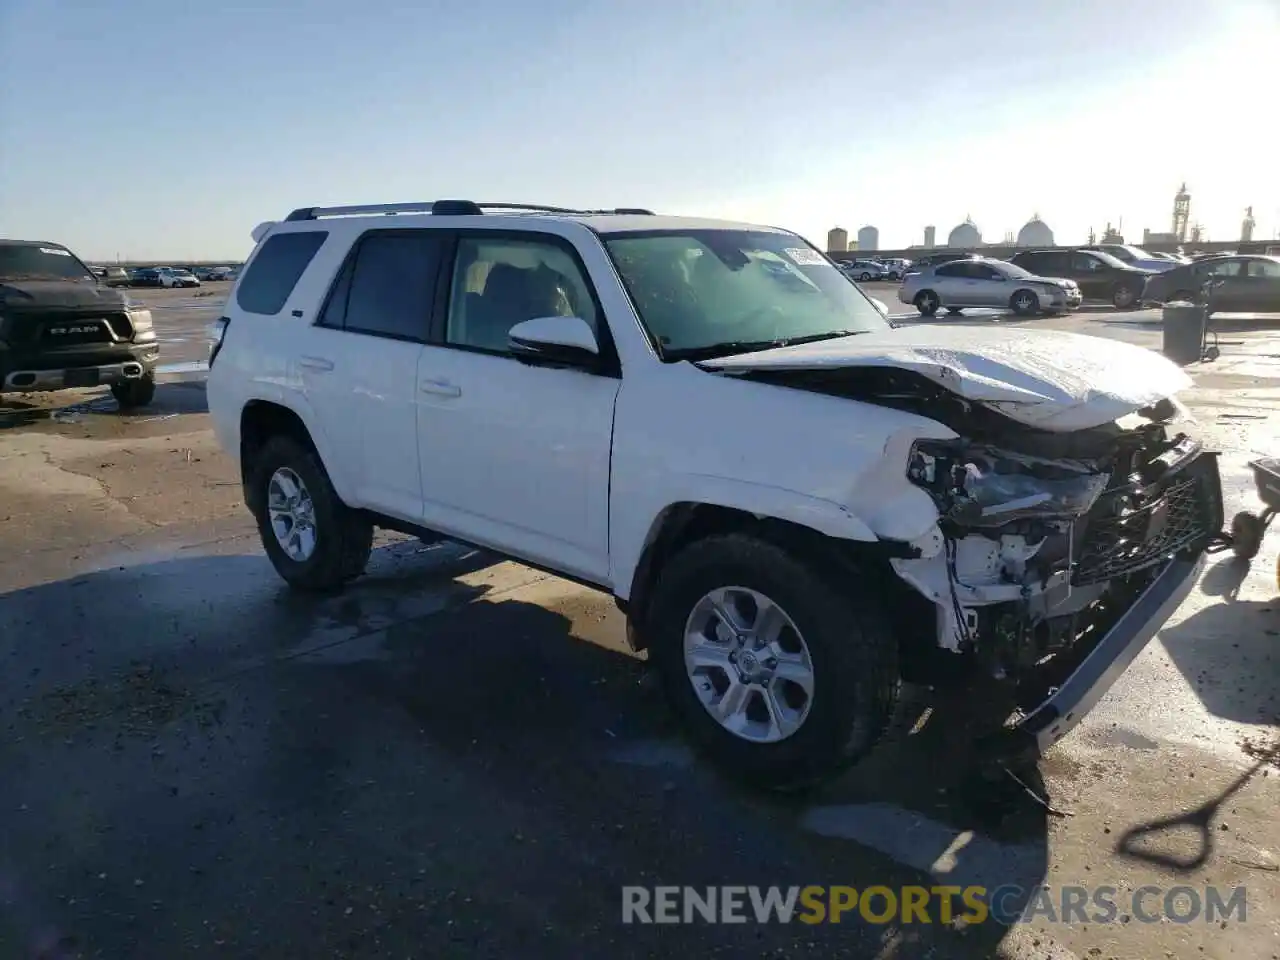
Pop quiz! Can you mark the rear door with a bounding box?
[931,261,972,304]
[298,229,444,520]
[1068,251,1112,300]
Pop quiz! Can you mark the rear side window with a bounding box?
[235,231,328,315]
[323,231,444,341]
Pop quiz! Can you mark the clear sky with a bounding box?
[2,0,1277,260]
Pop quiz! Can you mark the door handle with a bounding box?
[298,356,334,372]
[419,378,461,398]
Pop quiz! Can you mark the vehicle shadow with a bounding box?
[0,545,1044,959]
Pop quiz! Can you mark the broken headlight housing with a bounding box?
[907,440,1110,528]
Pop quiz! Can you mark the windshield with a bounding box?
[0,243,97,282]
[604,230,889,360]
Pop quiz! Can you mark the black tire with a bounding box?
[859,272,872,282]
[1230,511,1264,561]
[1010,289,1040,316]
[946,307,963,316]
[1172,289,1199,304]
[1112,283,1140,309]
[249,435,373,592]
[646,533,899,791]
[914,290,940,316]
[111,374,156,409]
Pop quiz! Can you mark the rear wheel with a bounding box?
[249,436,373,592]
[859,272,872,282]
[111,374,156,409]
[646,533,899,790]
[1010,289,1040,316]
[914,290,940,316]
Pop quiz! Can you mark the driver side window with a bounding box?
[445,236,599,355]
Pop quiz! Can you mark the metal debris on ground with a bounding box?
[1001,763,1074,817]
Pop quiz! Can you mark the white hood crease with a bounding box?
[700,325,1194,432]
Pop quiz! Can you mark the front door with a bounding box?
[1240,258,1280,311]
[1069,252,1112,300]
[415,231,620,584]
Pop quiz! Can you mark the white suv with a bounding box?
[207,199,1224,789]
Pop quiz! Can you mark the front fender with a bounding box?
[610,476,878,602]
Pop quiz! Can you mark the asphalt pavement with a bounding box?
[1,284,1278,959]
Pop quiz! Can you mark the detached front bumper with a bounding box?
[981,550,1204,761]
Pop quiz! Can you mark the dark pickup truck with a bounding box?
[0,239,159,408]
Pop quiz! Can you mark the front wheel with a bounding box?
[249,436,374,592]
[646,533,899,790]
[1010,289,1040,316]
[1112,283,1140,309]
[914,290,940,317]
[111,374,156,409]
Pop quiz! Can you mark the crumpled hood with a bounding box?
[698,325,1193,431]
[0,279,128,311]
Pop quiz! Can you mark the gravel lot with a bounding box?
[1,284,1277,959]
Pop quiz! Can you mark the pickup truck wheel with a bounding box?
[250,436,373,592]
[111,374,156,409]
[647,533,898,791]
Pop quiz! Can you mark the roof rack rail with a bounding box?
[282,200,655,222]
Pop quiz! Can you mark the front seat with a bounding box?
[471,263,532,351]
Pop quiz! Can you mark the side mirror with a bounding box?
[508,315,600,369]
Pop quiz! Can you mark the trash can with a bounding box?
[1161,301,1207,366]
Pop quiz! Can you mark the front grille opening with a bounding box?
[1072,458,1217,586]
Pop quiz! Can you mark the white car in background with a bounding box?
[878,258,910,281]
[842,259,887,282]
[157,267,202,288]
[898,256,1081,316]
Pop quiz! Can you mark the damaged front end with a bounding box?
[892,415,1224,758]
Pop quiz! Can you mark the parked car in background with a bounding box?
[899,257,1081,316]
[1081,243,1179,273]
[157,267,201,288]
[95,266,131,287]
[129,267,163,287]
[843,259,886,281]
[1142,255,1280,311]
[1009,248,1154,309]
[878,258,910,280]
[207,265,236,281]
[0,239,159,407]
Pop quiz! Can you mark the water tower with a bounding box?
[827,227,849,253]
[856,226,879,252]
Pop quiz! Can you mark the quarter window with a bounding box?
[445,236,599,354]
[236,231,328,315]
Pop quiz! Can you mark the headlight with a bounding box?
[907,440,1109,528]
[128,306,154,333]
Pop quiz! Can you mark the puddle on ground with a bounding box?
[0,395,118,428]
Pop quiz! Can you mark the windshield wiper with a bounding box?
[667,330,866,363]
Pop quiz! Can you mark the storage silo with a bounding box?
[827,227,849,253]
[856,226,879,252]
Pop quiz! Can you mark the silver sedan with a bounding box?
[897,257,1082,317]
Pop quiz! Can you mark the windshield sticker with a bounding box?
[784,247,826,266]
[39,247,71,256]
